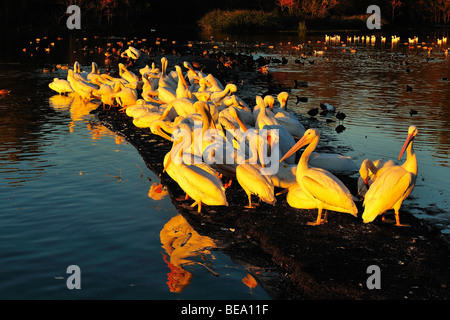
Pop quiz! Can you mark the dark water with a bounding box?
[0,28,449,299]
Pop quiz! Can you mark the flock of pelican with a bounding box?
[48,47,418,227]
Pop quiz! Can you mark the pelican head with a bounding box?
[279,129,319,163]
[399,125,418,160]
[359,159,372,186]
[92,62,99,74]
[277,91,289,107]
[74,61,81,73]
[183,61,194,71]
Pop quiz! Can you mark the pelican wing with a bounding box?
[286,184,317,209]
[177,165,228,206]
[236,164,275,204]
[300,168,357,214]
[362,167,415,222]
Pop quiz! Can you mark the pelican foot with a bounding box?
[395,222,411,227]
[306,220,327,226]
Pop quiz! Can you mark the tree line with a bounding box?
[0,0,448,34]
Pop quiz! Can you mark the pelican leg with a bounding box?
[323,210,328,223]
[275,188,289,196]
[244,194,256,209]
[190,200,202,213]
[394,209,410,227]
[307,207,323,226]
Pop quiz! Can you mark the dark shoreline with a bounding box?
[90,52,450,299]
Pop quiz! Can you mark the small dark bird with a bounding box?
[294,80,308,88]
[336,111,346,122]
[410,109,418,116]
[443,77,448,81]
[406,85,413,92]
[335,124,346,133]
[307,108,319,117]
[296,95,308,104]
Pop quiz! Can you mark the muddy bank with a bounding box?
[92,50,449,299]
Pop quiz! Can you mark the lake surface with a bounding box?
[0,28,448,299]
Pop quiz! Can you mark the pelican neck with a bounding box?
[297,135,319,175]
[403,140,418,175]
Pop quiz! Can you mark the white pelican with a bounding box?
[274,112,305,138]
[92,81,120,108]
[150,119,188,141]
[269,92,305,138]
[253,95,275,122]
[73,61,88,81]
[262,124,296,165]
[118,63,139,83]
[142,73,159,93]
[204,73,224,92]
[174,65,191,99]
[159,57,177,91]
[270,163,297,188]
[125,100,159,118]
[357,158,395,197]
[362,126,418,227]
[273,92,289,113]
[236,163,276,208]
[86,62,100,82]
[184,61,206,84]
[99,73,128,86]
[163,134,228,213]
[159,97,196,119]
[67,69,98,102]
[280,129,358,225]
[49,78,74,95]
[120,46,140,60]
[308,152,359,175]
[255,96,280,129]
[210,83,237,106]
[114,83,138,109]
[139,64,152,77]
[132,107,164,128]
[221,96,254,127]
[157,86,177,104]
[286,183,317,210]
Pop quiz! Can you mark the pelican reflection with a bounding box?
[160,214,217,293]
